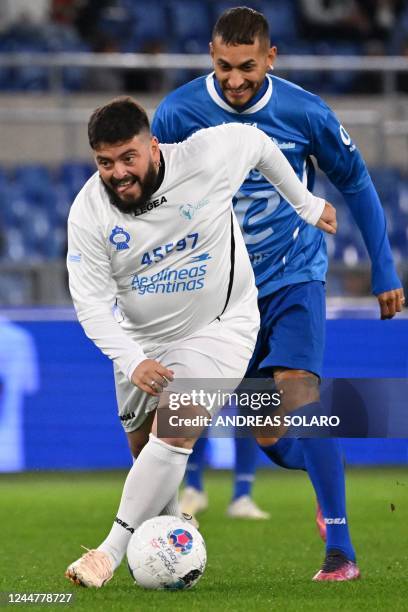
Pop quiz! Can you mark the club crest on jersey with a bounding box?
[179,199,209,220]
[109,226,130,250]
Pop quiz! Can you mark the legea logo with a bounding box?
[324,517,347,525]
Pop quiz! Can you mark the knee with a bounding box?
[153,401,207,449]
[274,368,320,411]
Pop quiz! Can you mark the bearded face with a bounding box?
[94,134,160,214]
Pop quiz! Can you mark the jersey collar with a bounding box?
[205,72,273,115]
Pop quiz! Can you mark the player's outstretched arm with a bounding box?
[217,124,330,228]
[315,201,337,235]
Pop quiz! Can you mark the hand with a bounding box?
[131,359,174,396]
[316,202,337,235]
[377,288,406,320]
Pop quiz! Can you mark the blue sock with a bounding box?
[259,437,355,561]
[258,438,305,469]
[233,436,257,500]
[302,438,355,561]
[257,401,326,467]
[185,436,207,491]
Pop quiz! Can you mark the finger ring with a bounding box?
[150,380,157,388]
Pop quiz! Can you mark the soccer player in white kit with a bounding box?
[65,97,336,587]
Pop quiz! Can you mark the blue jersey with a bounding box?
[153,74,377,297]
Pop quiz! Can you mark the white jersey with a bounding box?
[67,123,324,380]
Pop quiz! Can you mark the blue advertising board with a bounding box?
[0,313,407,470]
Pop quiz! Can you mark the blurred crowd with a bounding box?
[0,0,407,93]
[299,0,407,51]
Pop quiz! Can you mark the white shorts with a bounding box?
[114,302,259,433]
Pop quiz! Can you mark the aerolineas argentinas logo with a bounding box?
[131,256,211,295]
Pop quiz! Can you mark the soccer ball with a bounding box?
[127,515,207,590]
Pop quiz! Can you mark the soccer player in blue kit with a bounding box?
[152,7,405,581]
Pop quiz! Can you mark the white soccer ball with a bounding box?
[127,515,207,590]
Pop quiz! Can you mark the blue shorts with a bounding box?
[246,281,326,379]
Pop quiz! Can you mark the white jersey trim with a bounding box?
[205,73,273,115]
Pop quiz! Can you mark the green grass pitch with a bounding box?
[1,468,407,611]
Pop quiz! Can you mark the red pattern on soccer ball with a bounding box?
[168,529,193,555]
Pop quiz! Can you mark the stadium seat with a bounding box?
[258,0,298,45]
[120,0,169,49]
[340,242,367,265]
[59,161,95,199]
[13,164,54,207]
[42,226,67,259]
[278,42,322,92]
[398,177,408,214]
[0,24,50,91]
[21,207,50,240]
[2,227,28,262]
[54,184,73,227]
[0,184,31,228]
[305,42,362,94]
[14,61,49,92]
[89,3,132,45]
[56,22,90,91]
[370,167,401,207]
[211,1,262,23]
[14,163,52,186]
[167,0,212,50]
[389,226,408,250]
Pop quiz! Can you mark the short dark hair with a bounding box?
[88,96,150,150]
[212,6,270,47]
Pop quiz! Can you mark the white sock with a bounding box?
[98,434,191,569]
[131,444,181,518]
